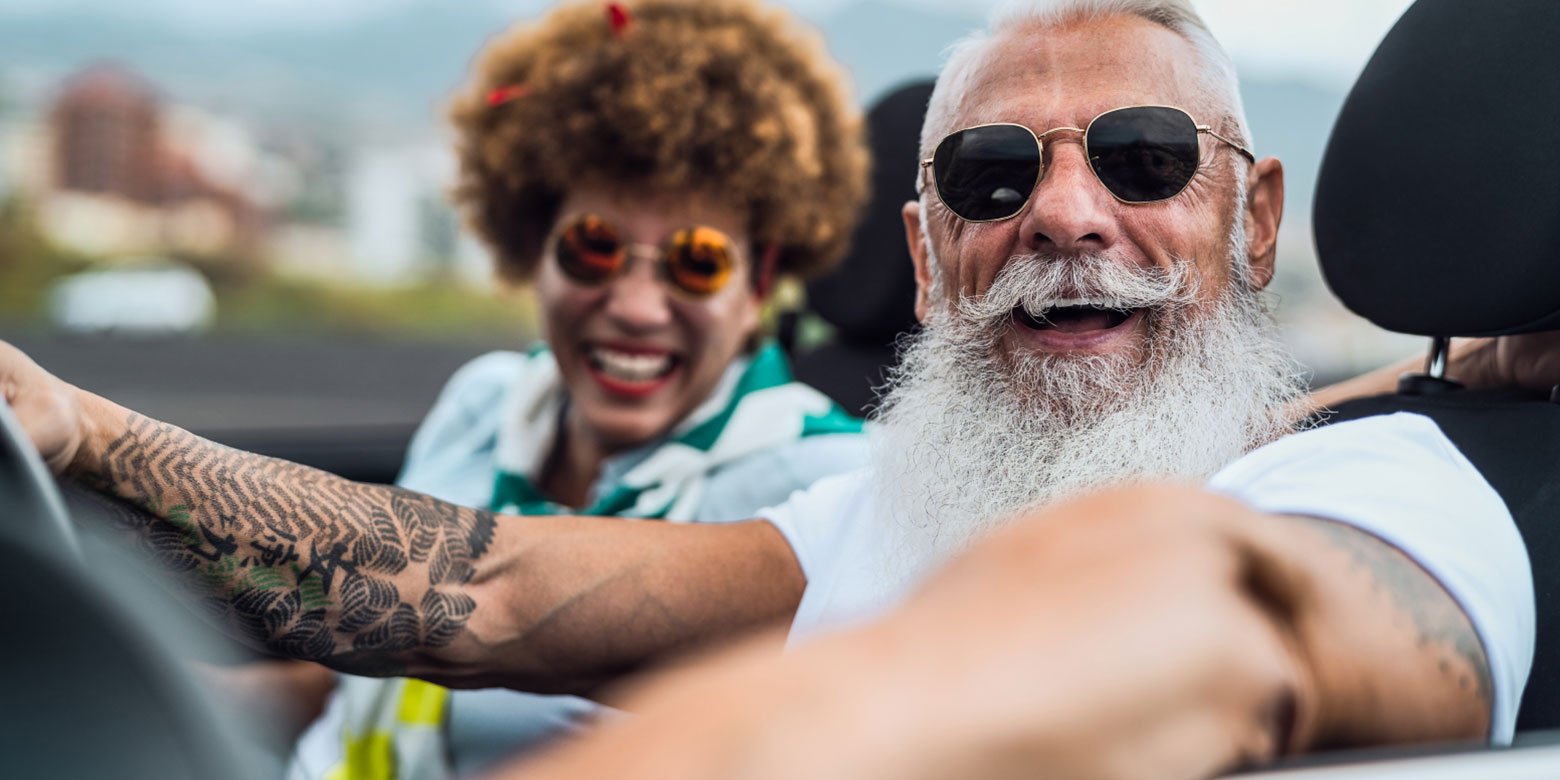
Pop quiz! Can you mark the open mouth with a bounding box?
[588,345,680,383]
[1014,299,1139,334]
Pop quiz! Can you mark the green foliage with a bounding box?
[0,198,93,320]
[0,195,535,341]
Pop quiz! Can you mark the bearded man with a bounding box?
[0,0,1549,776]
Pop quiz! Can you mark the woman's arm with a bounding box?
[1306,333,1560,415]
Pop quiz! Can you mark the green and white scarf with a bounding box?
[489,342,861,519]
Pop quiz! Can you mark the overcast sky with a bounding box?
[1,0,1417,86]
[795,0,1417,84]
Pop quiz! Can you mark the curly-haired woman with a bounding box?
[286,1,871,777]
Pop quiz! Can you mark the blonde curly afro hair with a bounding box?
[449,0,869,284]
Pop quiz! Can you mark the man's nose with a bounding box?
[602,253,674,331]
[1016,141,1120,254]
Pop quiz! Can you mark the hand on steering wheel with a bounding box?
[0,342,82,557]
[0,340,87,475]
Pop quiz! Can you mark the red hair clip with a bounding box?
[486,84,530,108]
[606,2,631,37]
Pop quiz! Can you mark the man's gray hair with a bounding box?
[921,0,1250,163]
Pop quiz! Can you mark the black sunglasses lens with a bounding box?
[1087,107,1201,202]
[932,125,1040,221]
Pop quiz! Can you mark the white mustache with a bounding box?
[957,254,1198,327]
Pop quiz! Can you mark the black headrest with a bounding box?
[805,79,933,344]
[1314,0,1560,337]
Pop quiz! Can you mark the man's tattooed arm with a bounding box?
[1305,519,1493,710]
[73,412,496,678]
[56,403,804,694]
[1249,514,1497,747]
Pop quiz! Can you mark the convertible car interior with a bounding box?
[1,0,1558,777]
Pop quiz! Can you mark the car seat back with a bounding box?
[1312,0,1560,732]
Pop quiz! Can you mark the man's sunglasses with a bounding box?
[921,105,1255,223]
[552,214,737,297]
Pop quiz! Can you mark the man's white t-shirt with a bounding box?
[758,413,1535,742]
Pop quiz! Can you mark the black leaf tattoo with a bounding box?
[385,603,422,650]
[338,576,396,635]
[421,590,476,648]
[261,589,302,638]
[75,414,499,673]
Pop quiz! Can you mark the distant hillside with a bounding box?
[0,2,967,126]
[0,1,1345,208]
[0,4,505,135]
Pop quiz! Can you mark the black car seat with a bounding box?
[1311,0,1560,733]
[786,79,933,417]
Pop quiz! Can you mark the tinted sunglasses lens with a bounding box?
[556,215,625,283]
[932,125,1041,221]
[665,227,735,296]
[1087,107,1201,202]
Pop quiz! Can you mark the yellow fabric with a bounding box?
[332,731,395,780]
[325,679,453,780]
[396,680,450,727]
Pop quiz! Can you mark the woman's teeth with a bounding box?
[590,347,674,381]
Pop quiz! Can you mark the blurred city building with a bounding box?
[42,64,264,260]
[341,141,491,287]
[50,67,159,200]
[19,62,489,290]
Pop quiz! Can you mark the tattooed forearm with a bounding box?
[1305,519,1493,708]
[74,413,497,674]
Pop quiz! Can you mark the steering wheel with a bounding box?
[0,399,80,559]
[0,398,273,780]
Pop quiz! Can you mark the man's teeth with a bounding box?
[1051,298,1129,310]
[1021,298,1131,316]
[591,347,673,381]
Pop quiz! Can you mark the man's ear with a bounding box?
[1243,157,1284,291]
[903,200,934,323]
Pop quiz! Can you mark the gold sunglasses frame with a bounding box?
[549,216,742,298]
[917,104,1256,223]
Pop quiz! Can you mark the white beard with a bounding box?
[869,230,1306,579]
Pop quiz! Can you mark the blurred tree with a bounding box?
[216,274,536,342]
[0,198,93,322]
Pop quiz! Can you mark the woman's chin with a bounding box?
[576,406,681,452]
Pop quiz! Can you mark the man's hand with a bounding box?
[0,340,88,474]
